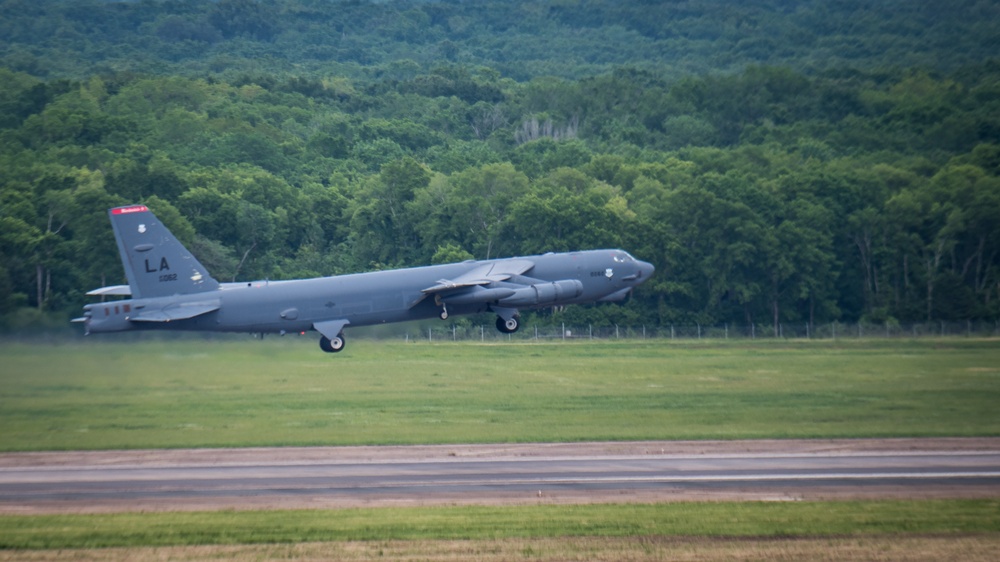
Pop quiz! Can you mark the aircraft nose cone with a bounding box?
[639,260,655,280]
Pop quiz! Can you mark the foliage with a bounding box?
[1,1,1000,327]
[2,1,998,79]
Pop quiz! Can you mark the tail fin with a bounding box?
[109,205,219,299]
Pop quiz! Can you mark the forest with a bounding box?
[1,0,999,331]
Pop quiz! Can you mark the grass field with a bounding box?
[2,337,1000,450]
[2,338,1000,559]
[1,500,998,549]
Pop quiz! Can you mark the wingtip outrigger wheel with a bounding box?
[496,315,520,334]
[492,306,520,334]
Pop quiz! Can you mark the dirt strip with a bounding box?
[3,536,1000,562]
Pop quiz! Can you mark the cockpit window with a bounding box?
[613,251,634,263]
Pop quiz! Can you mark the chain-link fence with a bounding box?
[399,320,1000,343]
[5,320,997,345]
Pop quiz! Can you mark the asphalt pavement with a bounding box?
[2,439,998,512]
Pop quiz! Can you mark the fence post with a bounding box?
[752,323,755,340]
[671,325,675,340]
[697,323,701,339]
[832,322,836,340]
[562,322,565,341]
[725,323,729,339]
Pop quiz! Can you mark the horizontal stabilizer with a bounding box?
[86,285,132,297]
[130,300,220,322]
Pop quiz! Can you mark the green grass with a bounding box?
[2,339,999,554]
[1,338,999,450]
[1,500,998,549]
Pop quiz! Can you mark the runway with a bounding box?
[1,439,998,512]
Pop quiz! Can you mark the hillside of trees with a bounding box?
[1,0,999,331]
[3,0,998,79]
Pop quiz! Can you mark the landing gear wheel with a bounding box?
[319,333,346,353]
[440,305,449,320]
[496,315,520,334]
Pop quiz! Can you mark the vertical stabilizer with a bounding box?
[109,205,219,298]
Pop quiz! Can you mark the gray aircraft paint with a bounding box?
[75,205,654,353]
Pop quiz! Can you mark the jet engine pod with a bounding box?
[497,279,583,307]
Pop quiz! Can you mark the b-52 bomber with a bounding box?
[75,205,654,353]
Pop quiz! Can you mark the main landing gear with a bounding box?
[319,333,345,353]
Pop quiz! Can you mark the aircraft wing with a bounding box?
[130,300,221,322]
[421,259,534,294]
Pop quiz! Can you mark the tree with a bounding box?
[348,157,431,266]
[208,0,279,41]
[887,175,967,321]
[65,181,125,293]
[0,216,39,312]
[232,200,275,280]
[431,243,473,264]
[505,168,624,255]
[441,163,529,259]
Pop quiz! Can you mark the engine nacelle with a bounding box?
[497,279,583,307]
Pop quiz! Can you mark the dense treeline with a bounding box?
[3,0,998,79]
[1,1,999,331]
